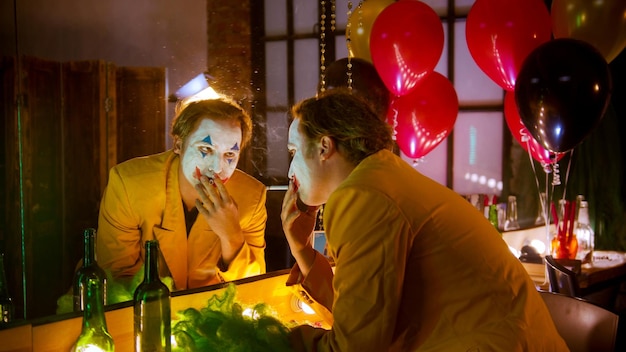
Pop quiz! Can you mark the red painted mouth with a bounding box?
[291,177,299,192]
[194,166,203,181]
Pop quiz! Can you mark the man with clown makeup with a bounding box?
[96,98,267,293]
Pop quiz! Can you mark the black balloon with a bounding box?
[515,38,612,153]
[323,57,390,120]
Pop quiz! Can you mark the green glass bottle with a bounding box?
[74,228,107,312]
[488,204,499,231]
[0,252,14,325]
[71,277,115,351]
[134,240,171,352]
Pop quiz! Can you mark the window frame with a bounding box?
[250,0,510,193]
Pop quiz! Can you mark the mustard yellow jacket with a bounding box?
[97,150,267,290]
[288,150,568,351]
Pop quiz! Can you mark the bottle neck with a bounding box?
[83,229,97,267]
[577,207,590,225]
[82,278,108,331]
[506,197,518,221]
[144,240,161,283]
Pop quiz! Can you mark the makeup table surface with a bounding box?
[502,226,626,302]
[521,251,626,293]
[0,269,327,352]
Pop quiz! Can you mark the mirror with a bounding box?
[1,0,240,321]
[2,0,625,324]
[1,0,299,322]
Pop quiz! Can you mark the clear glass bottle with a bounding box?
[534,192,547,226]
[74,228,107,312]
[504,195,520,231]
[134,240,171,352]
[0,252,14,324]
[575,201,594,262]
[71,277,115,351]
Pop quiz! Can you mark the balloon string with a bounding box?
[526,138,541,190]
[525,136,552,251]
[552,162,561,186]
[390,105,398,141]
[560,149,574,202]
[539,165,544,253]
[525,135,550,196]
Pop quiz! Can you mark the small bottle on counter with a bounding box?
[134,240,171,352]
[504,195,520,231]
[71,277,114,351]
[574,194,585,229]
[575,201,594,263]
[73,228,107,312]
[0,252,14,324]
[485,195,500,232]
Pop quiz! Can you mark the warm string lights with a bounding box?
[330,0,336,32]
[319,1,328,92]
[345,1,359,91]
[320,0,344,93]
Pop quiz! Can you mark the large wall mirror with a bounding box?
[2,0,625,323]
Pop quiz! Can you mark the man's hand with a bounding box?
[281,181,319,274]
[195,175,244,265]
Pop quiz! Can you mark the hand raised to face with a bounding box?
[281,180,320,254]
[194,174,243,253]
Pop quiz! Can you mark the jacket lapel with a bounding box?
[154,154,188,290]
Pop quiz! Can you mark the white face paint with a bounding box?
[177,117,242,185]
[287,119,327,206]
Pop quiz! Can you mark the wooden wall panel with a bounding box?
[2,56,165,320]
[60,60,116,301]
[116,67,166,163]
[0,55,25,321]
[20,56,64,319]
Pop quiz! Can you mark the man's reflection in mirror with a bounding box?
[58,97,267,312]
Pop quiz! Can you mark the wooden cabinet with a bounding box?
[115,66,166,164]
[1,55,165,320]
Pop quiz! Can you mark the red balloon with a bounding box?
[388,72,458,159]
[466,0,552,91]
[370,0,444,96]
[504,91,564,165]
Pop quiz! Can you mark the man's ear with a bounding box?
[173,136,182,154]
[319,136,336,161]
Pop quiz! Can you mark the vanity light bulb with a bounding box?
[529,239,546,256]
[300,301,315,315]
[291,295,316,315]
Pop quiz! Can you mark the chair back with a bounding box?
[544,255,581,297]
[539,291,619,352]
